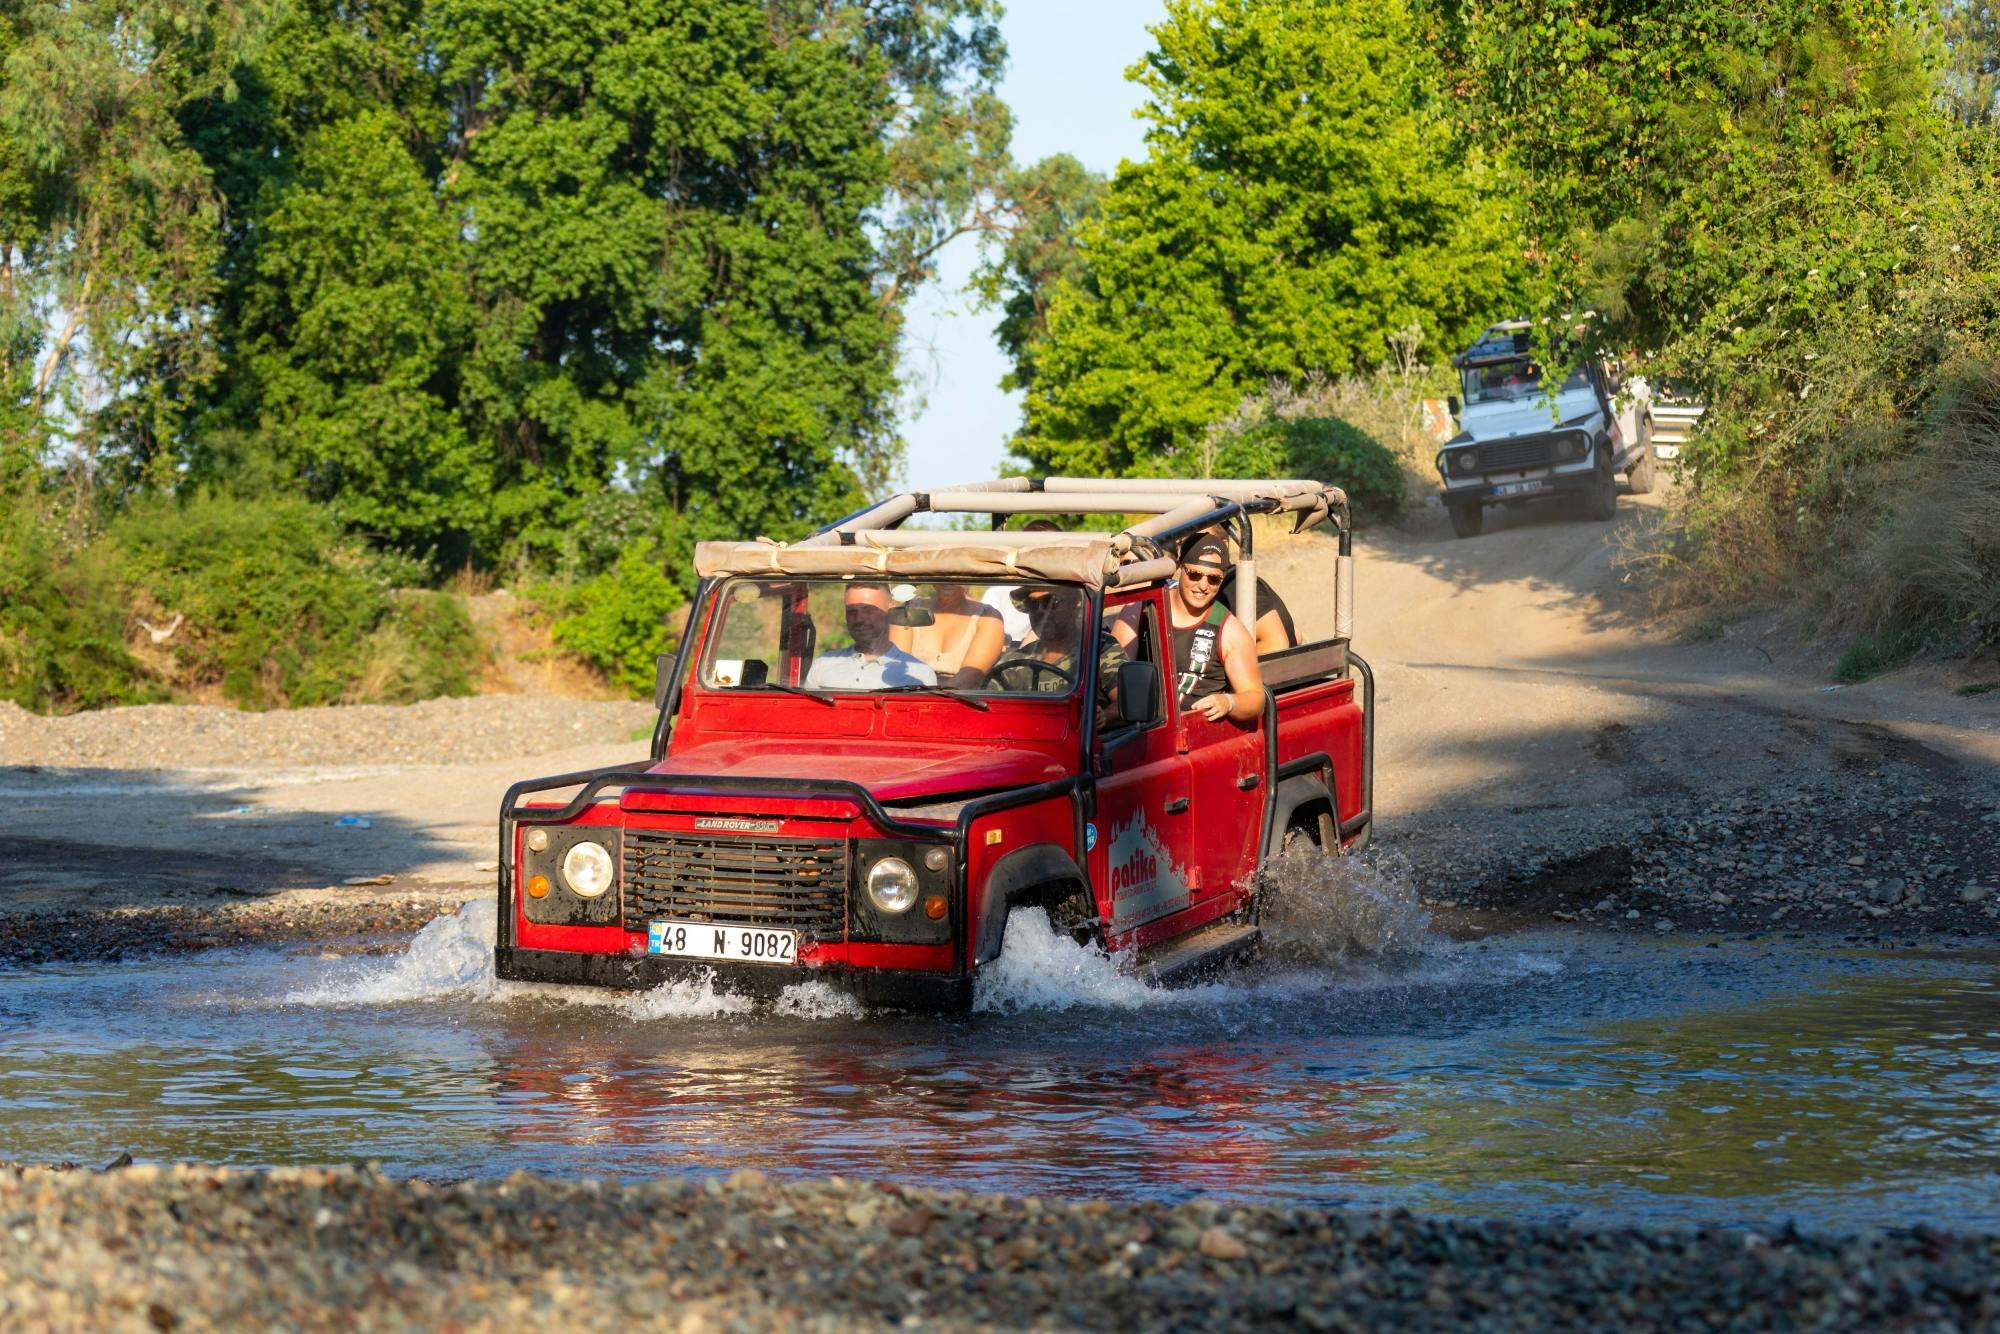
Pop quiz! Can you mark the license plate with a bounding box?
[1654,444,1680,459]
[647,920,797,964]
[1494,480,1546,497]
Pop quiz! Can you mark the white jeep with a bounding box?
[1435,321,1656,539]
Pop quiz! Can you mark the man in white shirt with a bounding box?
[804,584,937,689]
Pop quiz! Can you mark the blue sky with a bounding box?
[896,1,1162,491]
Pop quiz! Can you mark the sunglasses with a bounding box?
[1010,589,1060,612]
[1179,566,1224,587]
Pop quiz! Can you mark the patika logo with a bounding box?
[1103,813,1189,930]
[694,817,781,833]
[1109,845,1158,893]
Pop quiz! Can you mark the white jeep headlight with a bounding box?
[560,840,615,898]
[867,857,919,914]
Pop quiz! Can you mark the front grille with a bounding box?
[1476,436,1562,471]
[621,830,847,936]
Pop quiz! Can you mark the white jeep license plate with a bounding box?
[1494,480,1546,497]
[647,920,797,964]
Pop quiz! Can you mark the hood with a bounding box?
[1460,389,1602,442]
[648,737,1070,804]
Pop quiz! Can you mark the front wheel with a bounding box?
[1448,503,1484,539]
[1626,420,1657,494]
[1586,449,1618,521]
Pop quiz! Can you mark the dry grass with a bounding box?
[1626,356,2000,661]
[1201,326,1452,510]
[1846,360,2000,639]
[463,591,624,699]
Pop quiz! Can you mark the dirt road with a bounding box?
[2,491,1995,946]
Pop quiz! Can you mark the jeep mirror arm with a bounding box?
[653,653,675,710]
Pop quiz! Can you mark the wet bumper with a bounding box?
[494,946,974,1011]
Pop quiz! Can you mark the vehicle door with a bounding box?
[1178,622,1265,919]
[1088,595,1197,944]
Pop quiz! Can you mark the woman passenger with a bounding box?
[891,582,1006,687]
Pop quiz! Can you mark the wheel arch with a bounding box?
[972,843,1089,966]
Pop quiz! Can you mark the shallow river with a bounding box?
[3,880,1997,1232]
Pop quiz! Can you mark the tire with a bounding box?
[1586,447,1618,521]
[1626,419,1657,494]
[1448,503,1484,539]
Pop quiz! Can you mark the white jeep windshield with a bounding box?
[1462,358,1592,405]
[700,577,1089,697]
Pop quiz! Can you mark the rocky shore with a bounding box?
[4,1164,1995,1331]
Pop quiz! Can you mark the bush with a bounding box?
[0,493,156,713]
[543,539,688,698]
[0,491,487,713]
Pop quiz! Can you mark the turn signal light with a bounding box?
[923,895,947,920]
[527,874,551,899]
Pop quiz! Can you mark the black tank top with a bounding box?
[1171,604,1231,708]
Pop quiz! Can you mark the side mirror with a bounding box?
[653,653,676,710]
[1115,660,1159,725]
[1447,395,1461,417]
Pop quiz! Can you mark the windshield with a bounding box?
[700,578,1090,697]
[1462,358,1593,405]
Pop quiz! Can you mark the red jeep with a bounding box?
[495,479,1374,1010]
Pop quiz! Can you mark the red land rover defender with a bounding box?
[495,479,1374,1010]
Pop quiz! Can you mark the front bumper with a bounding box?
[1440,468,1599,506]
[495,945,974,1011]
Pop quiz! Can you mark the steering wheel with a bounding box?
[988,658,1076,691]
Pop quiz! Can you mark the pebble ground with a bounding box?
[4,1164,1997,1332]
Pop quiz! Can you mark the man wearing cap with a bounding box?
[1168,536,1265,723]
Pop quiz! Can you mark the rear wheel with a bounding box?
[1448,503,1484,539]
[1626,419,1657,494]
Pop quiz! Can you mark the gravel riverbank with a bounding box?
[4,1164,1996,1331]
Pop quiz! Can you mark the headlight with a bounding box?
[1569,434,1591,459]
[867,857,919,914]
[1453,451,1480,475]
[560,840,615,898]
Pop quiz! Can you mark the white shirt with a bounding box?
[803,645,937,690]
[981,587,1032,645]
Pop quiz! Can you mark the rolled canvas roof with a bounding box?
[694,478,1348,589]
[694,532,1130,587]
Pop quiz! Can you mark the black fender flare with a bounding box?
[972,843,1087,966]
[1264,767,1338,860]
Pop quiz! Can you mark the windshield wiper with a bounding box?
[876,683,991,711]
[757,681,837,706]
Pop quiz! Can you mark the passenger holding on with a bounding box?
[1167,537,1265,723]
[805,584,936,689]
[989,587,1127,718]
[1218,562,1297,656]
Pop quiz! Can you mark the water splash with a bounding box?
[286,900,499,1005]
[972,908,1238,1013]
[1257,843,1430,964]
[288,901,856,1020]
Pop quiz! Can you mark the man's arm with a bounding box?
[1189,616,1265,723]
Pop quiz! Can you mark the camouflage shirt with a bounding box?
[990,631,1128,713]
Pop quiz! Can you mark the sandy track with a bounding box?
[1,492,1994,936]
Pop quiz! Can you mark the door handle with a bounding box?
[1165,797,1190,815]
[1236,773,1262,790]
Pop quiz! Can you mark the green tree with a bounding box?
[0,0,262,483]
[1940,0,2000,123]
[189,0,1010,563]
[1012,0,1518,479]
